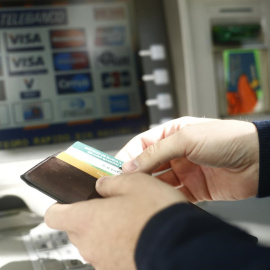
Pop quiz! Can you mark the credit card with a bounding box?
[56,141,123,179]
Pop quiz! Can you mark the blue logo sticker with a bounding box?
[21,91,41,99]
[23,106,43,120]
[109,94,130,113]
[53,52,90,71]
[56,73,93,95]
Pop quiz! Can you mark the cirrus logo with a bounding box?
[56,73,93,95]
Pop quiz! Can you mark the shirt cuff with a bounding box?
[253,121,270,197]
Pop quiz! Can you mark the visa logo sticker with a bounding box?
[7,53,48,76]
[53,52,90,71]
[57,141,123,178]
[5,31,44,52]
[95,26,126,46]
[56,73,93,95]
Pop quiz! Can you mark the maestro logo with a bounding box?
[56,73,93,95]
[53,52,90,71]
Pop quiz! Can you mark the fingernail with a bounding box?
[96,176,109,188]
[123,159,139,172]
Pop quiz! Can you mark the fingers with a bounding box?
[95,175,124,198]
[45,173,188,239]
[45,174,154,231]
[122,131,188,173]
[115,117,206,162]
[96,173,155,198]
[121,118,258,174]
[120,117,218,173]
[45,203,74,232]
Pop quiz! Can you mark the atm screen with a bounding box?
[0,0,148,149]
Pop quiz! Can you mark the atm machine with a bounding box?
[165,0,270,120]
[164,0,270,247]
[1,0,270,269]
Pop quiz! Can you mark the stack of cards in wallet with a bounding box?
[20,142,124,204]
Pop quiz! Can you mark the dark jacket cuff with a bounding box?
[135,203,260,270]
[253,121,270,197]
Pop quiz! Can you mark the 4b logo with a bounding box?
[102,71,131,88]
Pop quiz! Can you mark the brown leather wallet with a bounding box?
[20,154,102,204]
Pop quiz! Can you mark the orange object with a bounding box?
[227,74,257,115]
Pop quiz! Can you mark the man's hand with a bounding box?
[116,117,259,202]
[45,173,187,270]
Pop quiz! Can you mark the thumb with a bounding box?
[122,131,188,173]
[96,175,128,198]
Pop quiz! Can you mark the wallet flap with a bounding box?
[21,155,102,204]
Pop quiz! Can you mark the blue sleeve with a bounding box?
[253,120,270,197]
[135,203,270,270]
